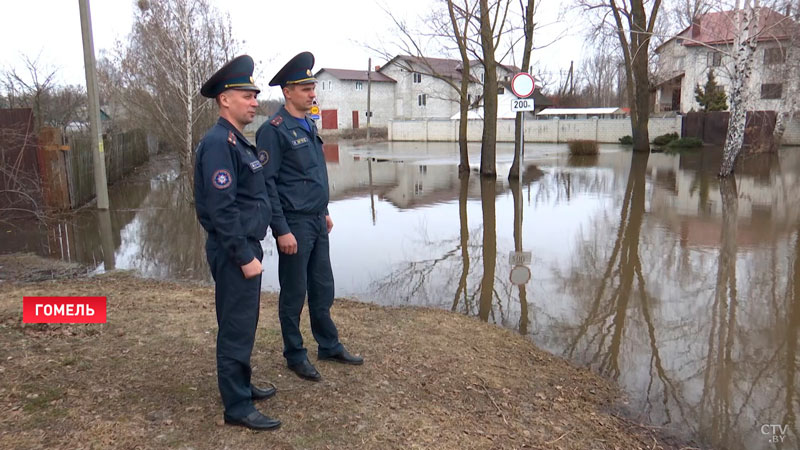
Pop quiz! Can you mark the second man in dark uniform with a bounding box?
[256,52,363,382]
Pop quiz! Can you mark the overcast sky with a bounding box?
[0,0,584,99]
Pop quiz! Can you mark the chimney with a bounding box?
[375,65,381,71]
[691,17,702,39]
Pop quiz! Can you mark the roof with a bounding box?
[537,107,624,116]
[658,7,799,51]
[380,55,480,82]
[315,68,396,83]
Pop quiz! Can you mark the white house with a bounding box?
[654,7,799,113]
[314,68,396,130]
[312,55,546,129]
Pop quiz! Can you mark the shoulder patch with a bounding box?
[227,131,237,146]
[257,150,270,164]
[270,115,284,127]
[212,169,232,189]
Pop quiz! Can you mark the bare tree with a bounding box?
[3,55,58,131]
[577,0,664,152]
[372,1,480,174]
[478,0,513,176]
[101,0,238,179]
[447,0,478,175]
[719,1,760,176]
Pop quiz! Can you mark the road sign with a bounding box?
[508,251,532,265]
[511,72,535,98]
[511,97,535,112]
[510,265,531,285]
[309,104,320,120]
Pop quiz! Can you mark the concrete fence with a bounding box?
[388,116,800,145]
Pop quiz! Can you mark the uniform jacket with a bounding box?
[255,106,329,236]
[194,117,272,265]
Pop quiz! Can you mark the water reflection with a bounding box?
[3,141,800,449]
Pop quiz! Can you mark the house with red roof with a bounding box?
[314,68,397,130]
[653,7,799,113]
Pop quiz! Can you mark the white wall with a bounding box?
[389,117,684,143]
[390,116,800,145]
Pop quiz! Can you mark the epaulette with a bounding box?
[227,131,237,146]
[270,115,283,127]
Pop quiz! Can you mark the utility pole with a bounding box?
[78,0,110,210]
[366,58,372,142]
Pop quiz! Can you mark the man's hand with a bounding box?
[241,258,262,279]
[325,215,333,233]
[277,233,298,255]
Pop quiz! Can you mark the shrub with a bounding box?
[652,132,679,146]
[667,137,703,149]
[568,139,599,156]
[619,135,633,145]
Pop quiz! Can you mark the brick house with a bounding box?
[654,7,799,113]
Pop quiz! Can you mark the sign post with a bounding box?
[510,73,535,185]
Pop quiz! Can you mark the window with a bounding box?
[764,47,785,65]
[418,94,427,107]
[707,51,722,67]
[761,83,783,99]
[468,94,472,104]
[322,80,332,91]
[498,87,505,95]
[413,72,422,83]
[355,81,363,91]
[480,72,485,83]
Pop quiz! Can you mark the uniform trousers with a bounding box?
[206,237,263,419]
[278,213,343,365]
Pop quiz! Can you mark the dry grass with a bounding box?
[0,254,694,449]
[567,140,599,156]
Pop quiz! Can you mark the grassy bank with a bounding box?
[0,254,690,449]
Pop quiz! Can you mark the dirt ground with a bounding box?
[0,254,698,449]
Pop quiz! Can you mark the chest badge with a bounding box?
[292,130,297,138]
[258,150,270,164]
[212,169,232,189]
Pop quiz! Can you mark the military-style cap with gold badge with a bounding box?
[269,52,316,88]
[200,55,260,98]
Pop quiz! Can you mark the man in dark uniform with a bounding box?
[194,55,280,430]
[256,52,363,382]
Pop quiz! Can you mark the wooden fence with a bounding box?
[67,129,154,208]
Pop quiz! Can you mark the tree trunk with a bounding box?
[630,0,653,152]
[478,176,497,320]
[509,0,535,181]
[479,0,497,177]
[447,0,472,176]
[720,5,758,177]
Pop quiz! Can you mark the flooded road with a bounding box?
[2,141,800,449]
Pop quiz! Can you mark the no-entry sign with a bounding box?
[511,72,535,98]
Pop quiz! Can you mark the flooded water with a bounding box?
[3,141,800,449]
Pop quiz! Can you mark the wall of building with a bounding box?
[678,43,789,113]
[388,117,684,143]
[380,62,460,120]
[314,72,395,129]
